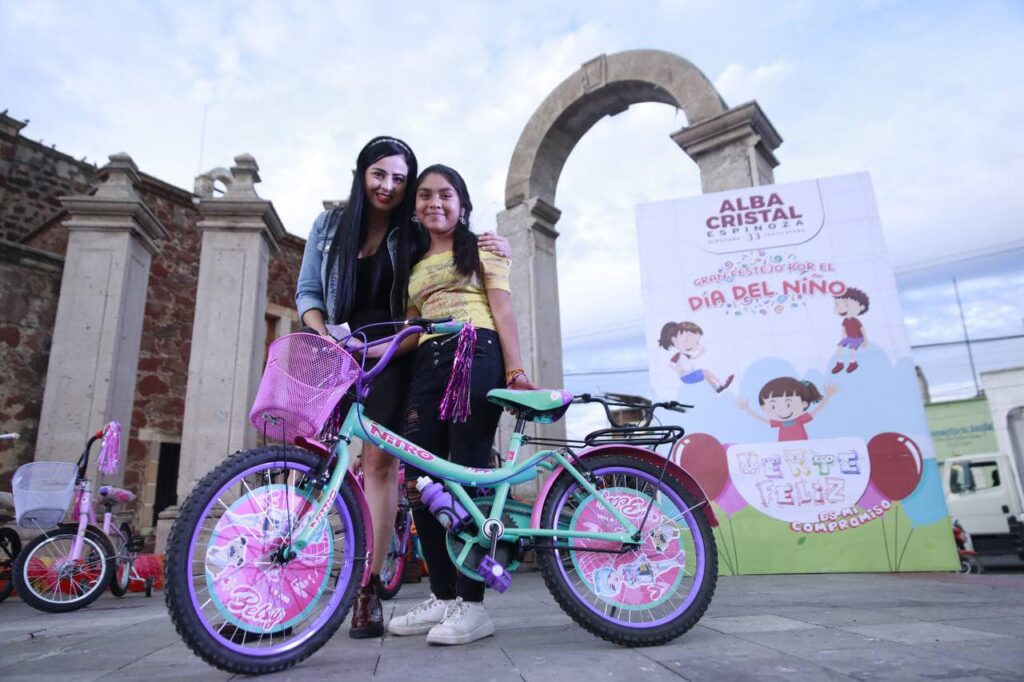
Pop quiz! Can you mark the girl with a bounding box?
[295,138,509,638]
[387,165,535,646]
[736,377,838,441]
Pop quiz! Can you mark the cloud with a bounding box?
[714,60,795,105]
[4,0,1022,406]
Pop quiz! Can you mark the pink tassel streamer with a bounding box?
[439,324,476,423]
[98,421,121,475]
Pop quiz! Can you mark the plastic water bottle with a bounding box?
[416,477,471,533]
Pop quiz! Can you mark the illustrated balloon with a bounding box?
[900,460,948,529]
[671,432,728,500]
[867,432,923,501]
[856,481,887,510]
[715,479,748,516]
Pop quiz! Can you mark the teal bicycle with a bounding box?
[164,319,718,674]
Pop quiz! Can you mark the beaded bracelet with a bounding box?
[505,368,528,386]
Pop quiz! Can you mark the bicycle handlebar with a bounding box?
[572,393,692,428]
[0,433,20,441]
[353,317,465,385]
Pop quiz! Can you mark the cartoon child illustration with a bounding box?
[736,377,839,441]
[831,287,869,374]
[658,321,733,393]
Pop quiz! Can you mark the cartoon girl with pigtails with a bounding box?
[735,377,839,441]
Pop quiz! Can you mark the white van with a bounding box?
[943,453,1024,562]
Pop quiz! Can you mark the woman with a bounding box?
[295,138,509,638]
[386,164,535,646]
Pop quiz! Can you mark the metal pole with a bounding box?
[952,276,981,396]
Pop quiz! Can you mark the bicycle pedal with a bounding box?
[477,555,511,593]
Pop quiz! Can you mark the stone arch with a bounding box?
[496,50,782,434]
[505,49,729,208]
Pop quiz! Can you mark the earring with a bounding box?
[459,211,466,225]
[411,215,419,224]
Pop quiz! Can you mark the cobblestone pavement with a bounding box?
[1,570,1023,681]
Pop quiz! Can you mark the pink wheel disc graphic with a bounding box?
[205,484,333,633]
[570,487,687,609]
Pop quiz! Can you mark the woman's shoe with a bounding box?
[350,576,384,639]
[426,597,494,645]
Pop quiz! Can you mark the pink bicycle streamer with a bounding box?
[98,421,121,475]
[439,323,476,423]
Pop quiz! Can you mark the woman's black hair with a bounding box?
[416,164,479,278]
[324,136,419,323]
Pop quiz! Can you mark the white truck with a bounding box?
[943,451,1024,566]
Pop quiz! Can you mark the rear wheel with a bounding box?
[109,522,134,597]
[0,527,22,603]
[537,454,717,646]
[378,511,409,600]
[13,525,114,612]
[164,445,365,675]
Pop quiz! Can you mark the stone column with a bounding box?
[174,154,285,501]
[495,197,564,501]
[672,101,783,192]
[35,154,167,479]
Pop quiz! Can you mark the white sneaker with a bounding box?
[426,598,495,645]
[387,594,449,636]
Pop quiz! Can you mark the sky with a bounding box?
[3,0,1022,431]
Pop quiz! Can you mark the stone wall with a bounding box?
[0,112,306,532]
[124,177,203,512]
[269,233,306,310]
[0,113,95,243]
[0,240,63,489]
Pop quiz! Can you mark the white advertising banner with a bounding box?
[636,173,956,573]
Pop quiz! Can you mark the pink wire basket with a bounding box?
[249,333,359,444]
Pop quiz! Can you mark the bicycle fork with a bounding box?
[67,482,94,564]
[281,439,352,560]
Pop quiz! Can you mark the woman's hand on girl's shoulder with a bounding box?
[478,231,511,259]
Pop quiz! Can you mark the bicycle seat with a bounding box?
[486,389,574,424]
[99,486,136,503]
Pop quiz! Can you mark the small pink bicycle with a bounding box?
[12,422,154,612]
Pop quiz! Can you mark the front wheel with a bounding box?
[537,453,718,646]
[164,445,366,675]
[13,524,115,613]
[0,527,22,603]
[960,555,984,574]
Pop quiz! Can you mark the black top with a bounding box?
[348,246,394,341]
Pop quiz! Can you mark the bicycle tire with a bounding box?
[164,445,366,675]
[537,453,717,646]
[108,522,133,597]
[0,527,22,603]
[13,524,115,613]
[378,512,409,600]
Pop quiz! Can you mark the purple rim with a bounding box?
[552,466,707,629]
[185,460,356,657]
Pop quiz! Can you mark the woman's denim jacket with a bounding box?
[295,208,405,326]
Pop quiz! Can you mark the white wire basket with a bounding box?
[12,461,77,529]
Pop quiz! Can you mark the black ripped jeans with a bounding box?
[403,329,504,603]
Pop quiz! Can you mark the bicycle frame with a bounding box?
[285,403,643,560]
[67,482,128,563]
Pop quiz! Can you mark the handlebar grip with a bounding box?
[407,316,452,327]
[431,321,465,335]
